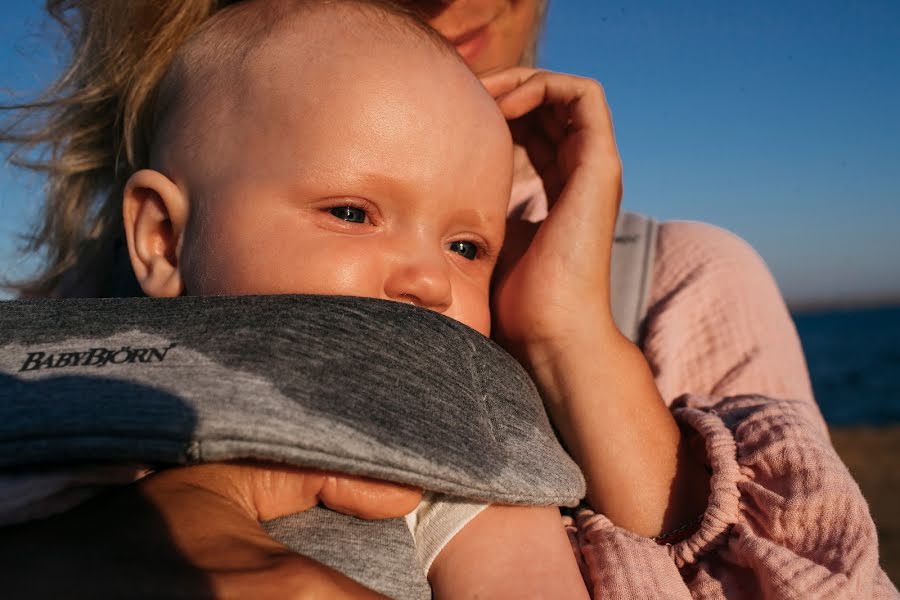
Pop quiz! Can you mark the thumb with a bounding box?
[161,462,423,522]
[316,472,424,520]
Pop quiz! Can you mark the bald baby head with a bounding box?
[125,0,513,334]
[151,0,461,168]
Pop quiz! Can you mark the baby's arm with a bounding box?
[428,503,589,599]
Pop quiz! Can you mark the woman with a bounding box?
[1,1,894,598]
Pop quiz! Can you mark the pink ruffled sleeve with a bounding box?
[569,221,898,598]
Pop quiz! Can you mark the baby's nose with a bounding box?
[383,254,452,313]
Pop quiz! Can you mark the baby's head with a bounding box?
[123,0,513,336]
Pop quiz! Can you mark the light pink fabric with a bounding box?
[567,220,898,599]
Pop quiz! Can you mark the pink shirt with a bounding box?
[566,220,897,598]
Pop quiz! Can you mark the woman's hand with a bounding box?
[0,462,421,599]
[482,67,623,364]
[482,69,709,537]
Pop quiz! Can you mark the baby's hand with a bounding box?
[481,68,624,365]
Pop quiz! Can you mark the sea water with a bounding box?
[794,306,900,425]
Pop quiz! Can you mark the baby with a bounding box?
[122,0,588,597]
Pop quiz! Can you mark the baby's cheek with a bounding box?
[177,235,224,296]
[473,310,492,338]
[179,228,282,295]
[453,285,492,337]
[229,246,382,298]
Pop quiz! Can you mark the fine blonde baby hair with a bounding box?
[2,1,226,296]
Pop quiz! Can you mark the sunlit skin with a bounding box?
[127,0,707,547]
[416,0,543,73]
[416,0,711,548]
[111,3,708,598]
[127,12,513,337]
[122,7,594,598]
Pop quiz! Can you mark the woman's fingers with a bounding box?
[486,68,626,356]
[484,68,606,126]
[143,464,399,599]
[319,472,423,519]
[212,553,389,600]
[154,462,423,523]
[537,104,567,144]
[509,117,555,171]
[0,464,393,599]
[482,68,617,161]
[479,66,540,99]
[487,68,620,215]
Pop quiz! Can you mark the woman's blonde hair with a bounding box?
[2,0,547,297]
[1,1,236,296]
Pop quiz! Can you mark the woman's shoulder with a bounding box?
[645,219,813,402]
[650,219,785,308]
[654,220,769,280]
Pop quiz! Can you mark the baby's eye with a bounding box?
[329,206,367,223]
[449,241,478,260]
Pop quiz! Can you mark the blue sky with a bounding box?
[2,0,899,306]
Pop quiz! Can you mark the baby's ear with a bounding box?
[122,169,188,298]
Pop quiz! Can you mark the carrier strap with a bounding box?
[610,211,659,343]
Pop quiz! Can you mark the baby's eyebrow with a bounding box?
[448,207,499,232]
[450,208,506,257]
[300,169,419,199]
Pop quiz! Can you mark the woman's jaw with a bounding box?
[420,0,544,73]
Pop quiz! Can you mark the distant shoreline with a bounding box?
[830,425,900,585]
[789,298,900,316]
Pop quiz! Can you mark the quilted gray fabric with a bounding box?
[0,295,585,598]
[0,295,584,504]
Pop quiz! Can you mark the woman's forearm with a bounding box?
[525,321,709,537]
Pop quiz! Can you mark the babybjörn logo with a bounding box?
[19,343,177,372]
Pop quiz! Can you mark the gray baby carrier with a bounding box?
[0,212,657,599]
